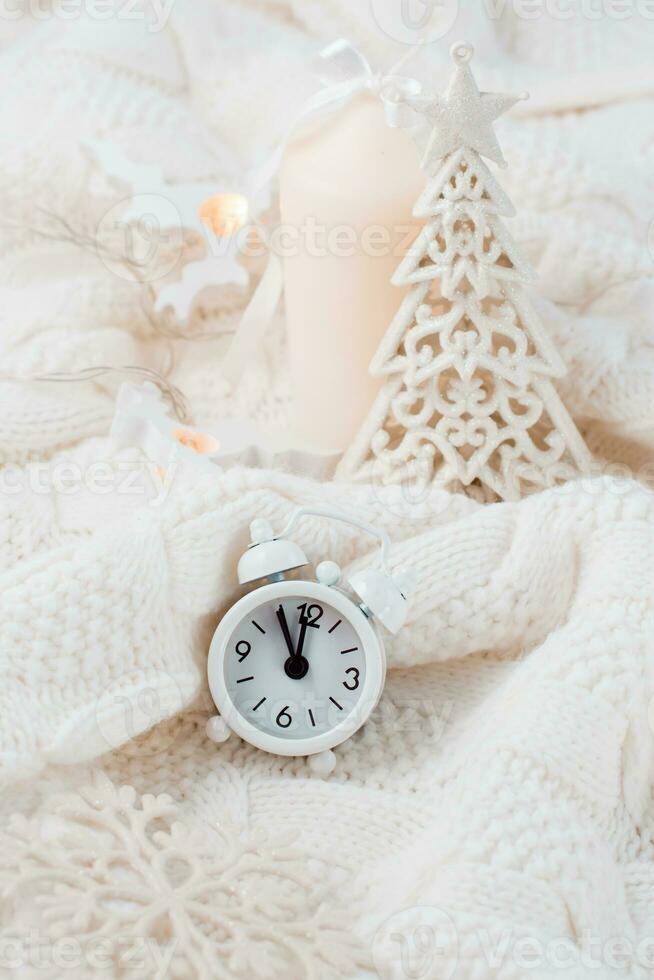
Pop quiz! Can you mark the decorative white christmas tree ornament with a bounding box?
[337,42,591,502]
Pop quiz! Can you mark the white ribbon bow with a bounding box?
[222,40,424,383]
[314,38,424,127]
[249,38,423,203]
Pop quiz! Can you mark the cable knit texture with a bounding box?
[1,2,654,979]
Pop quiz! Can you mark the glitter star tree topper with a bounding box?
[337,42,590,501]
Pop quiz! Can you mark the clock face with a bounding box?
[208,582,384,755]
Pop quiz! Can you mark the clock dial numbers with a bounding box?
[292,604,322,675]
[275,706,292,728]
[223,595,368,741]
[297,603,323,629]
[236,640,251,663]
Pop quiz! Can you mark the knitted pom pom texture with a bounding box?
[1,4,654,979]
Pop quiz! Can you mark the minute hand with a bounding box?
[276,605,296,660]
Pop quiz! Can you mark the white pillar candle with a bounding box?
[280,94,425,453]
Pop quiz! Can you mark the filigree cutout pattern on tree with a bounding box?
[0,774,363,979]
[338,45,590,501]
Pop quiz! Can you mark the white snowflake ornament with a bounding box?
[0,774,364,979]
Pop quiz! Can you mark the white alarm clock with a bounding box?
[206,507,412,773]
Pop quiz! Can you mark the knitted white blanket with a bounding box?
[1,3,654,978]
